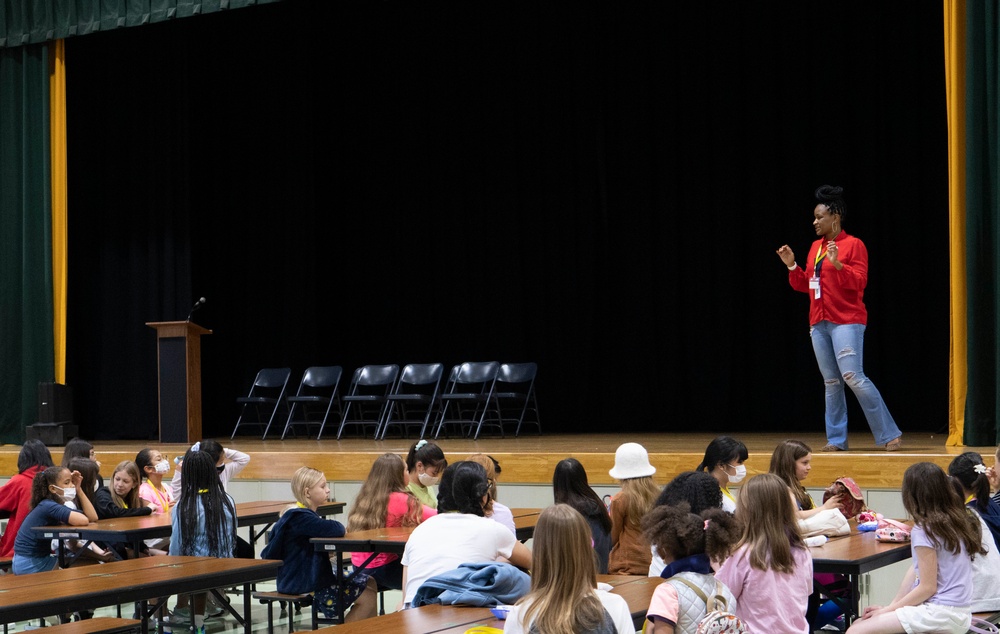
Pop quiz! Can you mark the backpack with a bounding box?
[667,576,748,634]
[822,476,866,519]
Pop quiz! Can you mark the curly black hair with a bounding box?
[652,470,723,512]
[642,503,739,564]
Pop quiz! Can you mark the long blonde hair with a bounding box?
[615,476,659,530]
[517,504,606,634]
[110,460,143,509]
[348,453,423,531]
[735,473,805,573]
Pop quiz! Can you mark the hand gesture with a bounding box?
[70,470,83,487]
[861,605,884,620]
[776,245,795,267]
[821,494,843,511]
[826,240,840,267]
[988,466,999,493]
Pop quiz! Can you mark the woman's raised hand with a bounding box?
[776,245,795,267]
[826,241,840,267]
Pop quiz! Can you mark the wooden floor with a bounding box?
[0,431,988,489]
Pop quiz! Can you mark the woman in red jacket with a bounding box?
[776,185,902,452]
[0,440,55,557]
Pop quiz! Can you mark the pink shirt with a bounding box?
[138,480,174,514]
[351,492,436,568]
[647,582,681,626]
[715,543,813,634]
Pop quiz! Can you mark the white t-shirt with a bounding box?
[648,547,666,577]
[401,512,517,604]
[969,511,1000,612]
[503,590,633,634]
[491,501,516,536]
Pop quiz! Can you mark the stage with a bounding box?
[0,432,988,489]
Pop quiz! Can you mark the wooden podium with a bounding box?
[146,321,212,443]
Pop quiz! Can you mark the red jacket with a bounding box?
[788,231,868,326]
[0,465,46,557]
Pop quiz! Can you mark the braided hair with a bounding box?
[815,185,847,221]
[175,449,236,557]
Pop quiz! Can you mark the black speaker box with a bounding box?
[38,382,73,423]
[25,423,79,446]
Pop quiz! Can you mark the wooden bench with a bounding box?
[26,618,142,634]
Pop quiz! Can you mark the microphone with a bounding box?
[186,297,206,321]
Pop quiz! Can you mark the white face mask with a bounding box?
[56,485,76,501]
[727,464,747,484]
[418,472,440,487]
[154,460,170,474]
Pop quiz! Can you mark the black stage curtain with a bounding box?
[65,2,948,440]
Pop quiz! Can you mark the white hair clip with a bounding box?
[974,464,989,474]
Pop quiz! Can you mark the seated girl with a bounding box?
[504,504,632,634]
[95,461,152,519]
[261,467,376,622]
[347,453,436,591]
[643,504,740,633]
[401,461,532,607]
[552,457,612,574]
[168,450,237,630]
[12,465,98,574]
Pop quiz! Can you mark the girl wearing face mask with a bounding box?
[136,448,174,514]
[405,440,447,509]
[12,466,98,574]
[136,448,174,555]
[696,436,749,514]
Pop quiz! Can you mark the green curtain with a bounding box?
[0,42,53,444]
[0,0,283,48]
[965,0,1000,445]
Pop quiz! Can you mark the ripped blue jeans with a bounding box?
[810,321,901,449]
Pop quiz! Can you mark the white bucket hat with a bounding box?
[609,442,656,480]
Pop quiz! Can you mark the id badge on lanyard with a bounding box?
[811,246,827,299]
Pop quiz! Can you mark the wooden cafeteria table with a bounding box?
[321,575,663,633]
[0,556,281,634]
[310,517,541,625]
[35,499,345,562]
[811,523,913,623]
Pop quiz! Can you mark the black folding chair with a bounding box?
[433,361,501,440]
[378,363,444,440]
[281,366,343,440]
[334,364,399,439]
[494,362,541,436]
[232,368,291,439]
